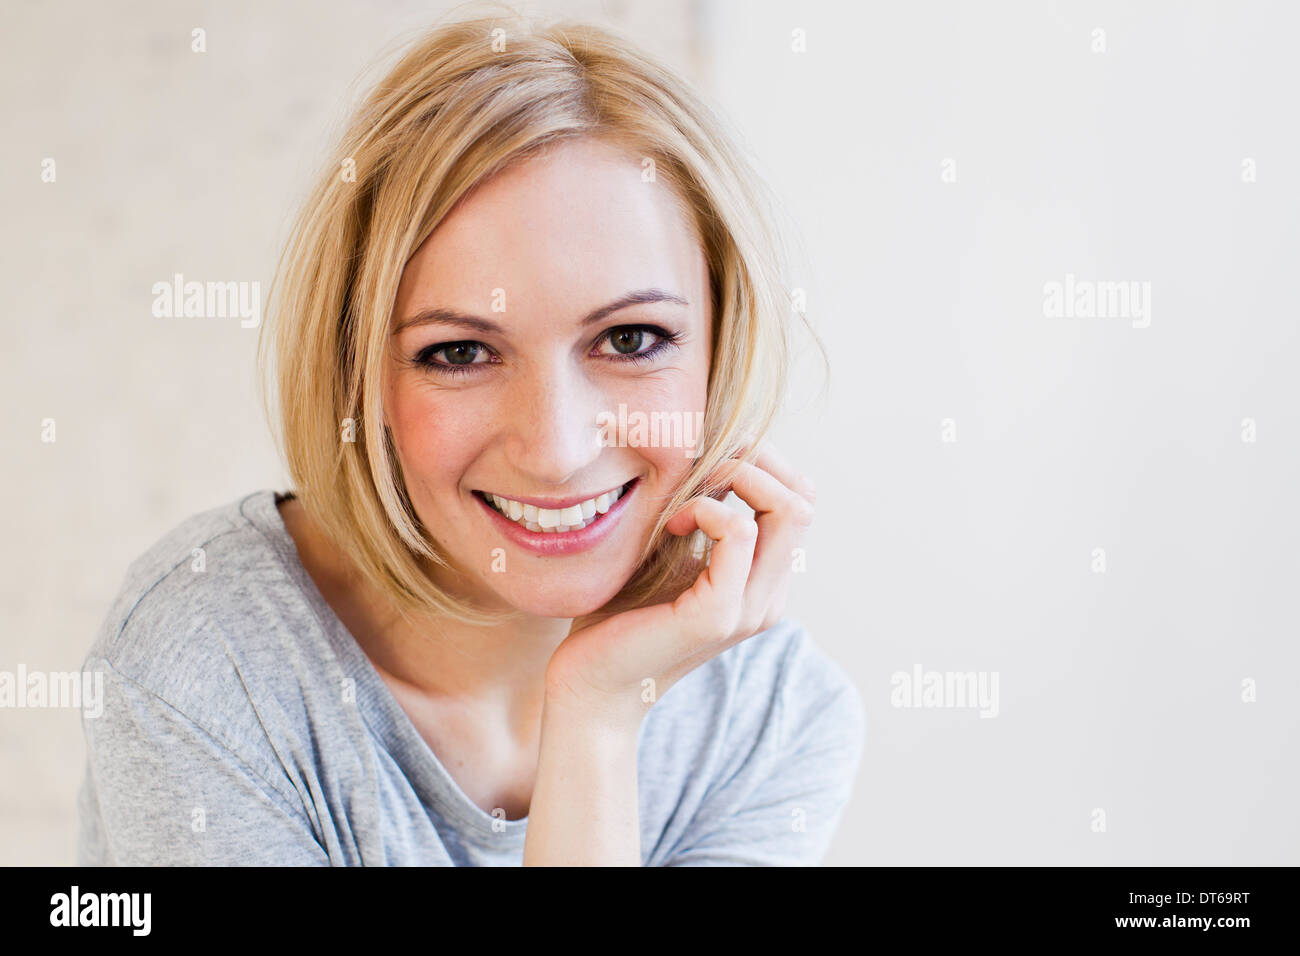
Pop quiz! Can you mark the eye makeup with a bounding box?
[411,324,683,377]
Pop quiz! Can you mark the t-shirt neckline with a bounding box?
[241,488,530,846]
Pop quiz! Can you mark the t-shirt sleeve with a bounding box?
[78,655,330,866]
[660,631,867,866]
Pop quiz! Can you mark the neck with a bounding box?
[278,496,569,718]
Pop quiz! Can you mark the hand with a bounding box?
[543,438,817,726]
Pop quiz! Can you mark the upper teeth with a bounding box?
[485,483,628,533]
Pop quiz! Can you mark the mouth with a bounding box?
[472,478,638,533]
[471,477,641,557]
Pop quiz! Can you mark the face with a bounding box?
[384,136,713,619]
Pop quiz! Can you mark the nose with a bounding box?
[501,363,606,489]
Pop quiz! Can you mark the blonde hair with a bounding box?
[258,6,819,629]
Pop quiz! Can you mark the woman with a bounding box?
[76,12,865,866]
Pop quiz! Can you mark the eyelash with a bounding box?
[412,325,682,378]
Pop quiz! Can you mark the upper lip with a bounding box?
[476,478,635,511]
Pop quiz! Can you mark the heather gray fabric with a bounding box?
[75,490,866,866]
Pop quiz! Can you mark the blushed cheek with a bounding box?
[637,375,709,494]
[387,390,483,504]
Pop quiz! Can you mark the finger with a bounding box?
[716,460,812,630]
[742,439,817,506]
[664,496,757,633]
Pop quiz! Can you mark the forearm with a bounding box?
[522,690,643,866]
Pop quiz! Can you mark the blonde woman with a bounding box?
[76,11,864,866]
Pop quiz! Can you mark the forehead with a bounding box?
[398,138,705,315]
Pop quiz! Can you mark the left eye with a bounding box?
[596,327,662,357]
[420,342,491,367]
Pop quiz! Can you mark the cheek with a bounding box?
[623,372,709,482]
[641,443,696,493]
[386,385,485,490]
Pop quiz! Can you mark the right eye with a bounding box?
[414,341,496,375]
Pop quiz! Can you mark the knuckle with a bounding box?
[732,513,759,540]
[793,472,817,505]
[789,494,815,528]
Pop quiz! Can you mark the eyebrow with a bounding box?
[392,288,689,336]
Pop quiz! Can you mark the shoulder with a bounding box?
[82,489,303,722]
[637,617,866,865]
[682,617,862,743]
[646,616,866,766]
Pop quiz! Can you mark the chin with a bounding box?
[500,585,625,620]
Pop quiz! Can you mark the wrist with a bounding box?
[526,680,645,867]
[542,673,648,739]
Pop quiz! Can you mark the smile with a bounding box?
[473,479,635,532]
[471,478,641,557]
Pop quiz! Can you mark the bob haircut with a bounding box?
[258,7,820,629]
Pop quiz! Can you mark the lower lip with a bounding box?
[473,478,640,556]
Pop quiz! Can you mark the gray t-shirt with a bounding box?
[75,489,865,866]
